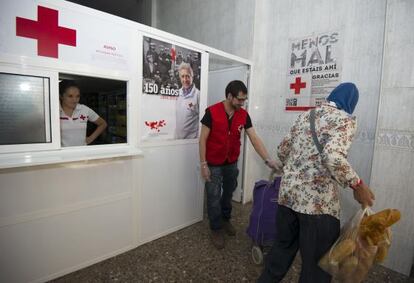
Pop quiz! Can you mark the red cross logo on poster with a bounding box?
[170,46,176,62]
[16,5,77,58]
[286,75,314,111]
[290,77,306,95]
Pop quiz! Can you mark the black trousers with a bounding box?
[258,205,340,283]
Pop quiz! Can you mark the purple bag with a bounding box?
[246,176,281,247]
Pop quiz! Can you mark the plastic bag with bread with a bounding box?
[319,207,401,282]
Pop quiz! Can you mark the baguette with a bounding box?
[375,244,389,263]
[330,239,356,263]
[339,255,358,274]
[361,209,401,227]
[360,209,400,246]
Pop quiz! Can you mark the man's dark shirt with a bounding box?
[200,108,252,130]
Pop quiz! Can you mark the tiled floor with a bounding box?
[52,203,412,282]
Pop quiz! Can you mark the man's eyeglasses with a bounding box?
[235,96,248,102]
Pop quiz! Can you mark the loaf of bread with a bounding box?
[361,209,401,228]
[318,253,339,275]
[375,244,389,263]
[352,244,378,283]
[360,209,400,246]
[330,239,356,263]
[339,255,358,274]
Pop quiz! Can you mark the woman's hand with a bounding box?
[85,136,94,145]
[353,182,375,207]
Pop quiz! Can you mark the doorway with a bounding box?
[207,53,250,202]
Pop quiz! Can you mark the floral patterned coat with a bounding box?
[277,104,360,219]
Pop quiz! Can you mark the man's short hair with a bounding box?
[225,80,248,98]
[178,62,194,77]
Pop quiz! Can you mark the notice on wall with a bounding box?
[141,36,202,141]
[285,31,343,111]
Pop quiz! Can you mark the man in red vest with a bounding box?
[199,80,280,249]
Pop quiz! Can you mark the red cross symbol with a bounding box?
[290,77,306,95]
[16,6,77,58]
[170,47,176,61]
[79,115,87,120]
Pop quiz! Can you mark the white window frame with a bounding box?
[0,66,60,154]
[58,71,130,149]
[0,66,142,169]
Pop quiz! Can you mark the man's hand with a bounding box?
[353,181,375,207]
[265,158,283,174]
[201,165,211,182]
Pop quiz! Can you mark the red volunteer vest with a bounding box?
[206,102,248,165]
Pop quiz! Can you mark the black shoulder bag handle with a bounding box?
[310,109,323,154]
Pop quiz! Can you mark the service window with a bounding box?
[59,74,127,147]
[0,72,53,151]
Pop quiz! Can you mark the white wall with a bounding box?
[247,0,414,275]
[369,0,414,275]
[246,0,385,215]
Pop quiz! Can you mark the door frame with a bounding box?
[206,54,252,203]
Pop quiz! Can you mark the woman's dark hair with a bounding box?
[225,80,248,98]
[59,80,79,96]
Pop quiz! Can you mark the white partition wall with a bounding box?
[0,1,251,282]
[137,48,209,244]
[138,144,203,243]
[0,159,139,283]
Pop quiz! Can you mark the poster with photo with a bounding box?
[141,36,201,141]
[285,31,343,111]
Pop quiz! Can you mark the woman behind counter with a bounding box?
[59,80,107,147]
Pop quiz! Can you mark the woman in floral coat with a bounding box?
[258,83,375,283]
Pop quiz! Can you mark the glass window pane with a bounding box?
[0,73,49,145]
